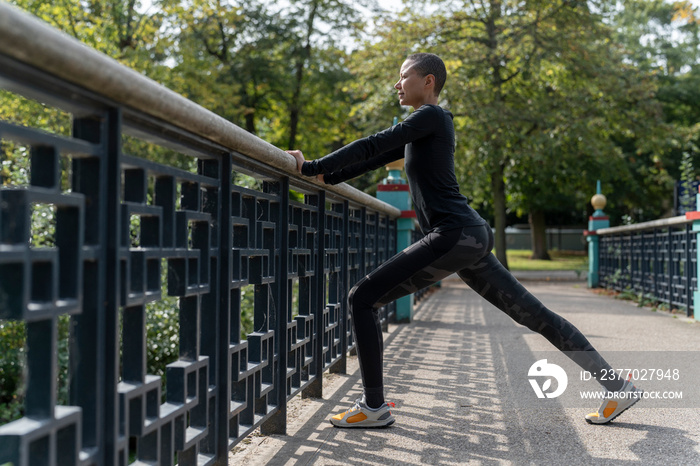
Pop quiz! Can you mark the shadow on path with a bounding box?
[232,280,700,465]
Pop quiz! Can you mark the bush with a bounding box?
[0,320,25,424]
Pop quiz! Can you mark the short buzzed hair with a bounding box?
[406,53,447,96]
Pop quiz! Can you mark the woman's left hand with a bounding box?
[286,150,306,174]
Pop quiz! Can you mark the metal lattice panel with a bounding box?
[116,154,218,464]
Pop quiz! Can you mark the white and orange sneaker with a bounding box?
[330,396,395,428]
[585,379,642,424]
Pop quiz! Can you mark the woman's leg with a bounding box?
[456,247,624,392]
[349,225,492,407]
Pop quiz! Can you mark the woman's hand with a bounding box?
[286,150,325,183]
[286,150,306,174]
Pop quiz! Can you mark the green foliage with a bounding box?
[347,0,695,256]
[611,0,700,76]
[56,315,71,412]
[610,0,700,219]
[10,0,172,78]
[31,204,56,247]
[0,320,25,424]
[146,293,180,381]
[0,90,71,188]
[348,2,648,264]
[0,315,70,425]
[239,285,255,338]
[122,135,196,172]
[4,0,698,230]
[679,150,696,213]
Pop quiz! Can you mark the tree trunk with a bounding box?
[485,4,508,269]
[491,163,509,269]
[244,111,256,135]
[288,0,318,149]
[528,210,551,260]
[288,93,300,149]
[288,56,303,148]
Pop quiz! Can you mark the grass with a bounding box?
[504,249,588,272]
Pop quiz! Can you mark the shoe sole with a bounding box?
[586,395,641,425]
[330,418,395,429]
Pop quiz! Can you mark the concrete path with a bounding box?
[231,276,700,465]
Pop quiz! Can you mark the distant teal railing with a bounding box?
[595,217,697,318]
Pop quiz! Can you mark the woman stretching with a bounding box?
[287,53,641,428]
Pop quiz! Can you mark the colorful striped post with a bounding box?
[585,181,609,288]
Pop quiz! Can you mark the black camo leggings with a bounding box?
[348,224,624,403]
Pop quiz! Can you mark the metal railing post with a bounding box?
[261,178,289,435]
[93,109,121,466]
[213,154,232,463]
[653,229,659,299]
[71,114,112,464]
[668,226,673,309]
[331,200,350,375]
[302,192,326,399]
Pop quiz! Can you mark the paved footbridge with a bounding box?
[232,275,700,465]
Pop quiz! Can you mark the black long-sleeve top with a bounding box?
[301,104,485,233]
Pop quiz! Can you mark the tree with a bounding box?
[161,0,371,163]
[610,0,700,204]
[500,23,669,258]
[423,0,674,262]
[160,0,290,135]
[427,2,629,264]
[344,1,679,262]
[284,0,377,149]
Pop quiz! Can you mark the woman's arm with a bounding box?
[301,105,438,177]
[287,149,325,183]
[322,147,404,185]
[287,147,403,185]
